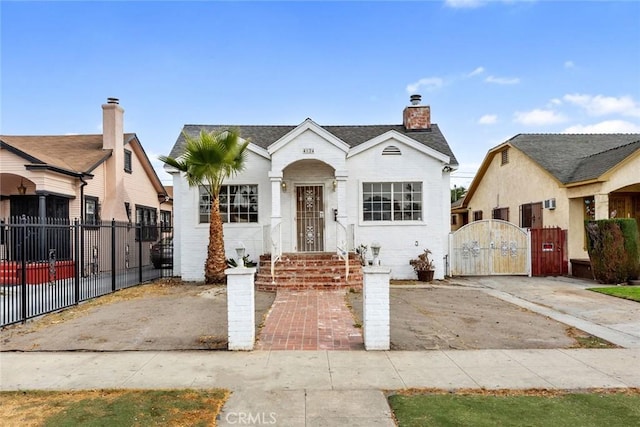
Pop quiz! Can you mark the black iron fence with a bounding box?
[0,216,173,327]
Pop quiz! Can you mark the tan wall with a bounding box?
[466,148,569,229]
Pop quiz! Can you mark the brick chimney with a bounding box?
[403,94,431,131]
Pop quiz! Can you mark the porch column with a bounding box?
[335,170,349,247]
[268,171,283,253]
[594,193,609,220]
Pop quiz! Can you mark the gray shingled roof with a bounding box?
[169,123,458,165]
[508,133,640,184]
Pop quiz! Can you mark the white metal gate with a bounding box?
[449,219,531,276]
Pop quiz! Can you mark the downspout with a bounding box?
[79,175,88,275]
[79,175,88,222]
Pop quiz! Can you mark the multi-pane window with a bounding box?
[84,197,99,225]
[135,205,157,241]
[362,182,422,222]
[492,207,509,221]
[199,185,258,224]
[473,210,483,221]
[160,210,172,231]
[124,149,132,173]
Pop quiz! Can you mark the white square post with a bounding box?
[362,266,391,350]
[225,267,256,350]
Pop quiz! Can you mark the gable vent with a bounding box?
[382,145,401,155]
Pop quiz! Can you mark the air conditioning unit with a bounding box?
[544,198,556,210]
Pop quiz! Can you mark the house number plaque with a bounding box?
[303,148,314,154]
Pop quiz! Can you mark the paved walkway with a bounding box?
[2,349,639,425]
[257,290,363,350]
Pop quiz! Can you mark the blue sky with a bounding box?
[2,0,639,187]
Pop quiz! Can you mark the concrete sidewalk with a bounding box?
[2,348,640,425]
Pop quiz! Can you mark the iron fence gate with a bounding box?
[0,216,173,327]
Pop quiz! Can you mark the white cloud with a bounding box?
[467,66,485,77]
[564,60,574,69]
[513,109,567,126]
[563,93,640,117]
[562,120,640,134]
[478,114,498,125]
[406,77,444,94]
[549,98,562,106]
[485,75,520,85]
[445,0,486,8]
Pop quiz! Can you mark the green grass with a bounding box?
[389,391,640,427]
[589,286,640,302]
[1,389,228,427]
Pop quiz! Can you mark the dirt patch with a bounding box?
[347,287,610,350]
[1,280,276,351]
[2,280,612,352]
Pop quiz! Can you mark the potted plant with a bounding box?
[410,249,435,282]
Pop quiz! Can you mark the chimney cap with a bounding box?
[107,97,120,105]
[410,94,422,105]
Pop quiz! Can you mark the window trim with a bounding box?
[84,196,100,226]
[198,184,259,225]
[124,149,132,173]
[360,180,424,225]
[135,204,157,242]
[492,207,509,221]
[473,210,483,221]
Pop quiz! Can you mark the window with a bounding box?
[160,210,172,231]
[492,207,509,221]
[451,214,457,226]
[135,205,157,241]
[501,148,509,165]
[124,202,131,222]
[520,202,543,229]
[124,149,132,173]
[84,196,100,225]
[199,185,258,224]
[473,210,483,221]
[362,182,422,222]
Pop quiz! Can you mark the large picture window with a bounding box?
[362,182,422,222]
[199,185,258,224]
[136,205,157,241]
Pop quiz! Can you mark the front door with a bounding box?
[296,185,324,252]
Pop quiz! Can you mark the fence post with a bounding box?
[111,219,116,292]
[74,219,80,305]
[20,215,27,323]
[138,225,143,283]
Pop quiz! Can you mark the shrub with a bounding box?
[585,219,640,283]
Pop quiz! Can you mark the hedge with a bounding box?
[585,219,640,284]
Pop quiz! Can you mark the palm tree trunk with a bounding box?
[205,195,227,283]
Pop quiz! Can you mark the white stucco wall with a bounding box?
[175,127,452,281]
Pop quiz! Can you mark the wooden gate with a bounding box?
[530,227,567,276]
[449,219,530,276]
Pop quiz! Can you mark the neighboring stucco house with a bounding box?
[167,95,458,281]
[0,98,171,267]
[459,133,640,273]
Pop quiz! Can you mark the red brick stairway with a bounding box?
[255,252,363,292]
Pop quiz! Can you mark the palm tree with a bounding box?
[159,129,248,283]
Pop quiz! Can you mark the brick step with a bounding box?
[255,252,363,291]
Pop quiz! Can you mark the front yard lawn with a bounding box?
[0,389,228,426]
[589,286,640,302]
[389,389,640,427]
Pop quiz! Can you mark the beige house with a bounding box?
[0,98,170,264]
[459,133,640,274]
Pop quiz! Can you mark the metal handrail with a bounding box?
[336,221,349,282]
[270,222,282,284]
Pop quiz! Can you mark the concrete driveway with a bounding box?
[453,275,640,348]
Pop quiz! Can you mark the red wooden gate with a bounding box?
[531,227,567,276]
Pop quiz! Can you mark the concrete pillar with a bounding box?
[362,266,391,350]
[225,267,256,350]
[594,193,609,220]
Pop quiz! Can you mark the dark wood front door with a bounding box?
[296,185,324,252]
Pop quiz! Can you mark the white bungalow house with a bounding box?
[167,95,458,282]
